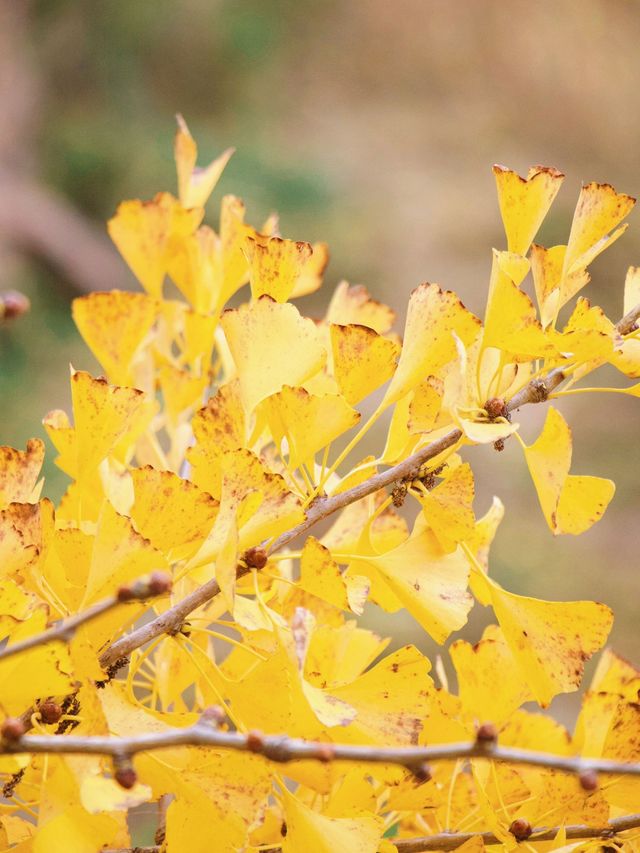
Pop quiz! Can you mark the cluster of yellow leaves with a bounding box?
[0,120,639,852]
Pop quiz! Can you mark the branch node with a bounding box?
[246,730,265,754]
[475,721,498,748]
[113,754,137,790]
[509,818,533,841]
[1,717,26,744]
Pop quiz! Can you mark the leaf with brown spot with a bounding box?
[0,439,44,508]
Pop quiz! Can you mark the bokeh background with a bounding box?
[1,1,638,710]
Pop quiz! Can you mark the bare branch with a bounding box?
[617,300,640,336]
[4,725,640,780]
[392,813,640,852]
[0,573,171,664]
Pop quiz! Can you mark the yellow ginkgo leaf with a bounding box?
[0,439,44,508]
[563,181,635,278]
[83,501,168,606]
[552,297,614,365]
[262,386,360,469]
[624,264,640,315]
[330,324,400,405]
[245,235,313,302]
[450,624,532,724]
[465,496,504,605]
[72,291,157,385]
[493,164,564,256]
[0,611,75,716]
[590,647,640,698]
[166,788,251,853]
[187,382,246,498]
[383,283,480,407]
[299,537,369,615]
[70,370,149,475]
[483,250,552,360]
[130,466,219,561]
[175,113,234,209]
[108,192,203,297]
[158,363,209,425]
[327,645,433,746]
[362,523,473,643]
[167,225,222,314]
[416,463,475,552]
[291,241,329,297]
[189,448,304,573]
[486,578,613,707]
[523,407,615,534]
[221,296,326,412]
[305,622,389,689]
[281,788,383,853]
[326,281,396,334]
[407,376,443,434]
[33,807,121,853]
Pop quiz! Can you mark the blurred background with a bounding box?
[0,0,638,701]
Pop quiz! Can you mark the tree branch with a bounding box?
[99,303,640,671]
[392,813,640,852]
[0,573,171,664]
[4,725,640,780]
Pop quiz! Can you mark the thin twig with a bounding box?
[0,573,171,664]
[99,303,640,671]
[392,812,640,852]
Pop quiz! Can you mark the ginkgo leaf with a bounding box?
[72,291,157,385]
[291,241,329,297]
[466,496,504,604]
[158,363,209,425]
[262,386,360,469]
[493,164,564,255]
[563,181,635,278]
[299,537,369,615]
[383,283,480,407]
[82,501,168,605]
[362,523,473,643]
[130,466,219,561]
[407,376,443,433]
[167,226,222,314]
[327,645,433,746]
[485,577,613,706]
[416,463,475,552]
[245,235,313,302]
[175,113,234,209]
[450,624,532,724]
[108,192,203,297]
[187,381,246,497]
[70,370,149,475]
[305,622,389,688]
[530,243,591,327]
[326,281,395,334]
[483,250,552,360]
[280,788,383,853]
[523,407,615,534]
[221,296,326,412]
[0,612,75,715]
[624,265,640,315]
[189,448,304,574]
[0,439,44,507]
[330,324,400,405]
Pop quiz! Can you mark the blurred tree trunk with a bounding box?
[0,0,129,294]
